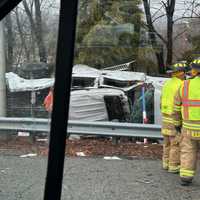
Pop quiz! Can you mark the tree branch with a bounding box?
[143,23,167,44]
[154,29,167,44]
[169,0,176,14]
[152,5,164,18]
[174,16,200,23]
[173,29,187,41]
[152,14,166,23]
[161,1,168,10]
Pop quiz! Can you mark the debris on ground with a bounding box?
[0,168,10,174]
[76,152,86,157]
[20,153,37,158]
[0,137,163,159]
[135,179,153,184]
[104,156,122,160]
[18,132,30,137]
[36,138,48,142]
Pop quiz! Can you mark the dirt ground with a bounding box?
[0,136,163,158]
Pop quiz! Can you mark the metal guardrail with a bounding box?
[0,117,50,132]
[0,117,162,139]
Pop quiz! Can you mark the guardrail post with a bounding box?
[112,136,120,145]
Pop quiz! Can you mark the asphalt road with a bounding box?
[0,156,200,200]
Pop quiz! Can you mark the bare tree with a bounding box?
[143,0,200,73]
[143,0,166,74]
[2,0,59,70]
[23,0,47,63]
[34,0,47,63]
[4,13,14,71]
[14,7,30,62]
[164,0,176,65]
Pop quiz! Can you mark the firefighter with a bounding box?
[174,58,200,186]
[161,62,187,173]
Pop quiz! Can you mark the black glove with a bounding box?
[175,126,181,133]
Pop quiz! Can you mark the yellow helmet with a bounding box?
[191,58,200,72]
[167,61,188,73]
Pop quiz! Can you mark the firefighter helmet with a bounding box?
[191,58,200,71]
[167,61,188,73]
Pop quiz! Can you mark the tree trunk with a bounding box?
[143,0,165,74]
[166,16,173,66]
[4,13,14,71]
[31,29,37,61]
[15,8,30,62]
[23,0,47,63]
[156,51,165,74]
[34,0,47,63]
[166,0,176,66]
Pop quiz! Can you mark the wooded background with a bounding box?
[3,0,200,75]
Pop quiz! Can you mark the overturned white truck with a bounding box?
[5,64,167,125]
[70,64,166,125]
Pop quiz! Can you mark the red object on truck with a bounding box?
[44,89,53,112]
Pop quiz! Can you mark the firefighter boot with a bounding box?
[168,135,180,173]
[180,177,192,186]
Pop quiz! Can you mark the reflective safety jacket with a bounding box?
[174,76,200,136]
[161,77,183,135]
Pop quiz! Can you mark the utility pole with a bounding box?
[0,21,6,116]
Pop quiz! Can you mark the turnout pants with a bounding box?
[163,135,181,172]
[180,134,200,181]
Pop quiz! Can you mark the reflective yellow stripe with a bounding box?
[174,121,181,126]
[194,59,200,64]
[163,119,173,123]
[162,129,174,135]
[163,117,181,125]
[163,118,173,122]
[183,122,200,130]
[173,119,180,123]
[183,122,200,127]
[168,165,180,171]
[174,106,181,111]
[180,169,195,177]
[163,116,173,120]
[173,119,182,125]
[163,161,168,169]
[163,116,173,122]
[193,59,200,64]
[191,132,200,137]
[183,125,200,130]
